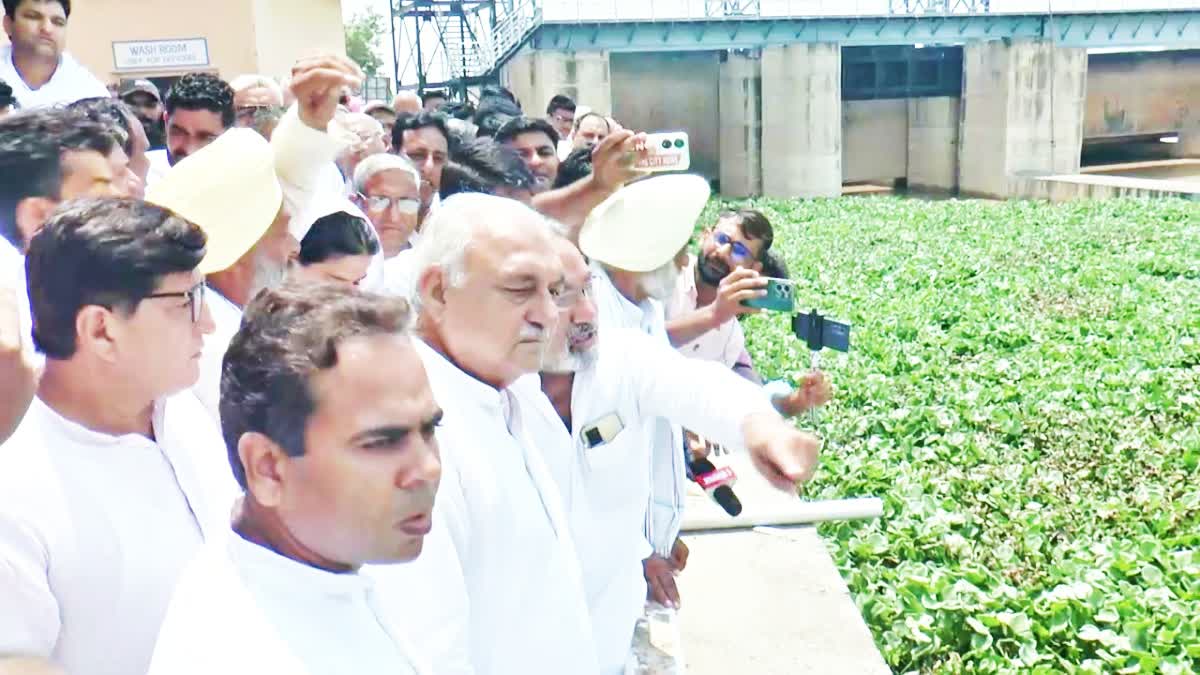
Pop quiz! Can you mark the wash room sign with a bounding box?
[113,38,210,71]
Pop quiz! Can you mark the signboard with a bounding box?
[113,38,209,72]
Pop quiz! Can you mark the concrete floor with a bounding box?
[668,454,892,675]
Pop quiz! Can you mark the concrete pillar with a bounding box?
[501,49,612,117]
[907,97,961,193]
[761,43,842,198]
[958,39,1088,199]
[718,50,762,198]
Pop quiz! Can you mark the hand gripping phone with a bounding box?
[741,277,795,313]
[635,132,691,173]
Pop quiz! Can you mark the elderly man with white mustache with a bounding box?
[518,196,822,675]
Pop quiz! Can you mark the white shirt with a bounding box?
[376,248,418,299]
[370,340,597,674]
[0,236,39,368]
[666,255,747,369]
[193,287,242,424]
[0,45,108,109]
[0,392,234,675]
[589,264,686,557]
[145,149,171,188]
[150,530,427,675]
[517,328,776,674]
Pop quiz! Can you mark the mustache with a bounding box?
[567,322,596,349]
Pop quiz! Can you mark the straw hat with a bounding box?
[145,128,283,274]
[579,174,710,272]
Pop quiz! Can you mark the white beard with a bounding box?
[639,261,679,301]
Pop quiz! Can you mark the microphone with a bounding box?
[690,457,743,517]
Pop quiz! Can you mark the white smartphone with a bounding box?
[636,131,691,173]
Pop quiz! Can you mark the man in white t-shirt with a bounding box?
[150,281,438,675]
[351,152,422,297]
[0,0,107,109]
[0,198,237,675]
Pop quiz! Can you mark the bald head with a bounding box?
[414,194,563,388]
[392,91,422,116]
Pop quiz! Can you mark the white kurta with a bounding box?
[0,46,108,109]
[589,264,686,558]
[369,340,597,675]
[517,327,777,674]
[150,530,428,675]
[0,392,235,675]
[192,287,242,424]
[376,248,418,300]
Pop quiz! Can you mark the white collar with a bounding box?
[414,338,509,414]
[226,530,372,598]
[30,394,166,449]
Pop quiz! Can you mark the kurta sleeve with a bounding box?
[270,106,349,220]
[0,513,60,657]
[620,328,779,453]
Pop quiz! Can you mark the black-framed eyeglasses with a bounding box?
[714,231,754,262]
[145,282,206,323]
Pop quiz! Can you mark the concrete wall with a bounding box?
[761,43,842,198]
[502,49,613,119]
[718,51,762,197]
[907,96,960,193]
[610,51,722,182]
[842,99,908,183]
[1085,49,1200,139]
[960,39,1087,199]
[0,0,344,84]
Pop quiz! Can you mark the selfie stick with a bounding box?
[791,310,852,426]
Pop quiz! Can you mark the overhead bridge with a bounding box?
[392,2,1200,199]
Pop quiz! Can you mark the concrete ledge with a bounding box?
[1021,172,1200,201]
[672,455,890,675]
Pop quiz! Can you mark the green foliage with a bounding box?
[344,10,385,77]
[730,196,1200,673]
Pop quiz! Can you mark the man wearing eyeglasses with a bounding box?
[351,153,423,297]
[0,198,237,675]
[665,209,831,416]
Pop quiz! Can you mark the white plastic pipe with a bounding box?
[682,498,884,532]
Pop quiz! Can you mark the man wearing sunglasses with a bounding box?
[0,198,236,675]
[665,209,831,417]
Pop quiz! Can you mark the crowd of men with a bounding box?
[0,0,832,673]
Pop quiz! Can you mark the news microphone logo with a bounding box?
[691,457,743,517]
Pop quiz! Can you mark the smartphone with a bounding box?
[636,131,691,173]
[792,310,852,353]
[742,277,795,313]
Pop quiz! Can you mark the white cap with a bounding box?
[579,174,710,272]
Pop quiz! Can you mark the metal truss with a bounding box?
[532,10,1200,52]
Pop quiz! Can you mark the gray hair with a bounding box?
[229,74,284,99]
[410,193,555,314]
[353,152,420,193]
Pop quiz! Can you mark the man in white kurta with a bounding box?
[145,55,361,423]
[369,193,597,674]
[149,282,437,675]
[0,199,236,675]
[0,0,108,109]
[521,237,822,673]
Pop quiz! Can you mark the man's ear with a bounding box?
[14,197,58,251]
[75,305,121,363]
[239,432,290,508]
[2,15,12,41]
[417,266,448,321]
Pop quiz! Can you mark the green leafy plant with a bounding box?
[728,196,1199,673]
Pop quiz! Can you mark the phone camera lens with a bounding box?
[660,140,672,149]
[674,139,686,148]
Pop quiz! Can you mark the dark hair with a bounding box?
[299,211,380,265]
[480,84,517,104]
[420,89,448,105]
[220,281,413,489]
[25,198,206,360]
[164,73,235,129]
[760,250,789,279]
[391,111,449,154]
[546,94,576,116]
[0,79,15,109]
[473,95,521,135]
[439,100,475,121]
[4,0,70,18]
[441,138,536,199]
[0,108,116,249]
[553,146,594,189]
[67,97,135,156]
[721,209,774,258]
[494,116,559,146]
